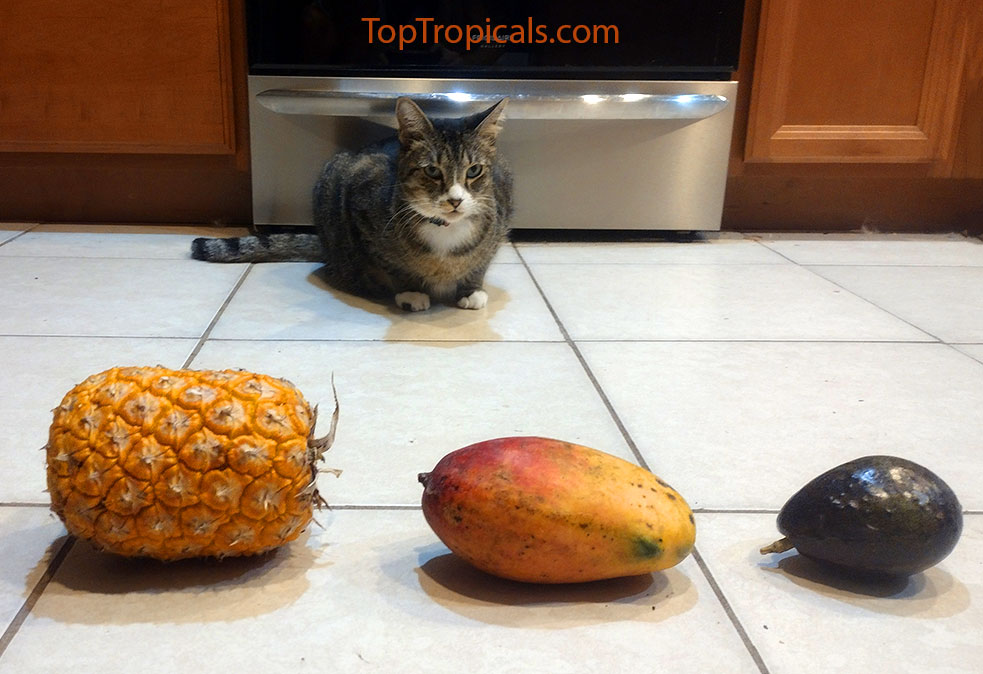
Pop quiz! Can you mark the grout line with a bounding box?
[0,335,954,345]
[566,338,940,344]
[0,334,199,341]
[0,254,208,261]
[513,247,651,470]
[946,344,983,368]
[504,251,983,269]
[0,333,560,343]
[327,504,422,511]
[0,226,40,248]
[0,335,535,343]
[0,335,967,346]
[506,261,794,267]
[691,547,771,674]
[182,264,254,368]
[958,352,983,367]
[7,502,974,514]
[785,263,983,269]
[517,243,772,674]
[0,537,75,660]
[0,332,968,348]
[6,501,969,514]
[694,508,779,515]
[694,509,982,515]
[759,243,947,343]
[506,261,983,269]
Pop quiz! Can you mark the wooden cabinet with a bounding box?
[0,0,235,154]
[745,0,972,172]
[0,0,250,223]
[726,0,983,231]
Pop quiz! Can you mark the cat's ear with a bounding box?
[396,97,434,145]
[474,98,508,141]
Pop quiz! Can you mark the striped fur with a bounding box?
[190,233,324,263]
[191,98,512,311]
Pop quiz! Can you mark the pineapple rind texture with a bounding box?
[46,366,325,560]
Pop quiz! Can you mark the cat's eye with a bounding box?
[466,164,484,179]
[423,165,442,179]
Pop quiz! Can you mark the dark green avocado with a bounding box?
[761,455,962,577]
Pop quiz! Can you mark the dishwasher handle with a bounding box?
[255,89,729,122]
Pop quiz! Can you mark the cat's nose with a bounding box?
[447,198,463,209]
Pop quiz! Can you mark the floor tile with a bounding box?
[0,225,250,260]
[0,257,245,338]
[696,512,983,674]
[528,263,930,341]
[578,341,983,510]
[0,337,197,502]
[0,507,66,633]
[210,263,563,342]
[0,509,761,674]
[493,244,522,263]
[0,225,519,263]
[0,224,29,245]
[809,265,983,343]
[189,340,633,506]
[516,238,787,265]
[761,235,983,266]
[954,344,983,364]
[3,229,981,672]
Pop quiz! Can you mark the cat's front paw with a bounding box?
[395,291,431,312]
[457,289,488,310]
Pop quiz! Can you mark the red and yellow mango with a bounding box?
[418,436,695,583]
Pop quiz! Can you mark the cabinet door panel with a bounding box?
[746,0,970,165]
[0,0,234,154]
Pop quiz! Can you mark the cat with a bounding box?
[191,97,513,312]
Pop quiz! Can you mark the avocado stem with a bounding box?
[760,537,795,555]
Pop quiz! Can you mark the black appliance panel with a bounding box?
[246,1,745,80]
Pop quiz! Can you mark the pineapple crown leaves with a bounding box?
[308,374,341,468]
[305,374,342,517]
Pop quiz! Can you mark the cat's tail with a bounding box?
[190,233,325,263]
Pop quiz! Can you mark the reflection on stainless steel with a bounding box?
[256,89,730,122]
[248,76,738,230]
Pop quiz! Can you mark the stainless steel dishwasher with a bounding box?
[244,1,744,231]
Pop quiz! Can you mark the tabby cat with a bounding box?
[191,97,513,312]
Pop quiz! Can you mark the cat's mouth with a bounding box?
[427,211,467,226]
[413,203,467,226]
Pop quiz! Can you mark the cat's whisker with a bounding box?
[384,204,421,234]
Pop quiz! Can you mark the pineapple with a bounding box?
[45,366,338,560]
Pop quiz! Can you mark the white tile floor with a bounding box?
[0,224,981,673]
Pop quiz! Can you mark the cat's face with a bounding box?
[395,98,507,227]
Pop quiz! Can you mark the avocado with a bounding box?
[761,455,962,577]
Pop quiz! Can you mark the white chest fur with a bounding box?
[417,218,477,256]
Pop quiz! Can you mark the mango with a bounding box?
[418,436,695,583]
